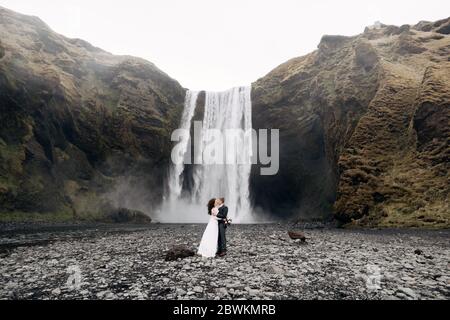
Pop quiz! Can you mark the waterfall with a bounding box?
[165,86,254,223]
[168,90,199,201]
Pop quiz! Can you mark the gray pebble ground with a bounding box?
[0,224,448,300]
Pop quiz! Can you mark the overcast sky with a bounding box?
[0,0,448,90]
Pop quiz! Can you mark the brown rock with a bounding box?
[394,34,427,54]
[165,246,196,261]
[288,231,306,242]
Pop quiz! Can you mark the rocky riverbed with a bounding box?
[0,223,448,300]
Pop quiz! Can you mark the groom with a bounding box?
[215,198,228,257]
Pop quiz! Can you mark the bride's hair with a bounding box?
[207,198,216,215]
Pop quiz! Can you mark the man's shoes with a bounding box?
[218,251,227,257]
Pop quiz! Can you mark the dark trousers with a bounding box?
[217,223,227,253]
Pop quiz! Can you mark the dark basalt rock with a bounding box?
[319,35,352,52]
[106,208,152,224]
[165,245,196,261]
[413,21,434,32]
[413,17,450,34]
[434,17,450,34]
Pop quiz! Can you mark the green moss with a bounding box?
[77,211,109,222]
[0,143,23,161]
[0,176,16,192]
[0,67,19,92]
[0,144,24,188]
[0,208,119,223]
[0,210,74,223]
[105,91,120,111]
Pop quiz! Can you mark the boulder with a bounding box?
[165,246,195,261]
[288,231,307,242]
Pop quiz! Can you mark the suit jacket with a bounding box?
[216,205,228,223]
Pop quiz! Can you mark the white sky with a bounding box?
[0,0,448,90]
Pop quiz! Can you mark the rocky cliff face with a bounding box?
[0,7,185,220]
[251,19,450,227]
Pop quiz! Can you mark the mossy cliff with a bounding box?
[0,7,185,221]
[251,19,450,228]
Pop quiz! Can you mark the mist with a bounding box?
[155,198,277,224]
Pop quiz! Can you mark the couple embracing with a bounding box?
[197,198,230,258]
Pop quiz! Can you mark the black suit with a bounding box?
[216,205,228,253]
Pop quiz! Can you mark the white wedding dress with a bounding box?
[197,214,219,258]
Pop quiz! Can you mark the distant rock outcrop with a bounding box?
[251,18,449,228]
[106,208,152,224]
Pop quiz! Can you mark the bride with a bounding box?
[197,198,220,258]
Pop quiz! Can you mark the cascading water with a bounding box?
[168,90,199,201]
[163,86,254,223]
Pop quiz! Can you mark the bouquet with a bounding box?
[224,218,232,228]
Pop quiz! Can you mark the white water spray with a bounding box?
[168,90,199,200]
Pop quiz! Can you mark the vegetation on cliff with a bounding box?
[251,18,449,228]
[0,7,185,221]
